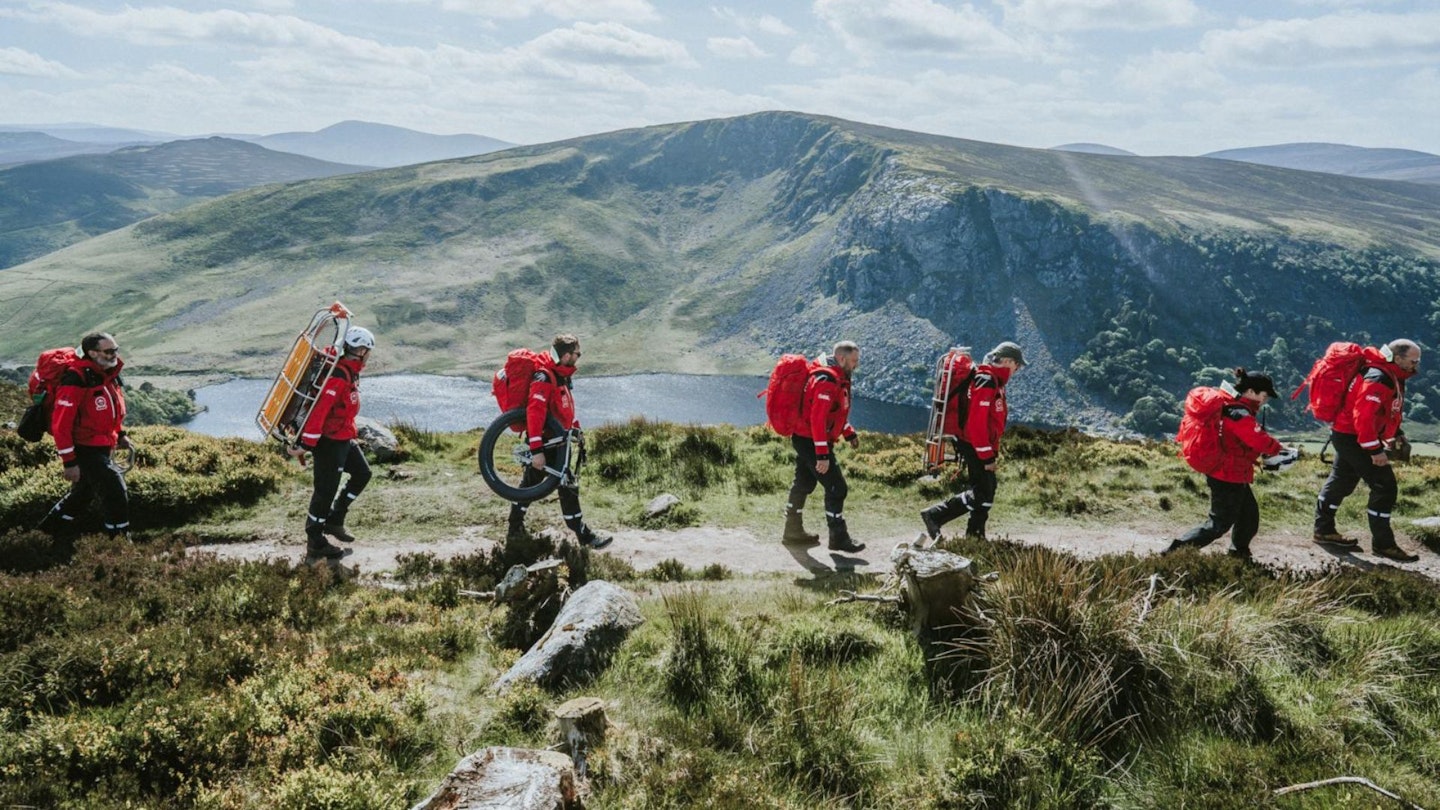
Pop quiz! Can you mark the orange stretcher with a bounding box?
[923,346,972,469]
[255,301,351,444]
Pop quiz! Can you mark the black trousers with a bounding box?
[790,434,848,523]
[53,445,129,535]
[510,464,585,533]
[1178,477,1259,552]
[924,440,997,537]
[1315,431,1399,549]
[306,438,371,527]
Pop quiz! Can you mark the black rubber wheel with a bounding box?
[478,408,572,503]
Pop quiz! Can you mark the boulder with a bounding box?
[411,746,579,810]
[644,493,681,517]
[494,580,644,693]
[355,416,400,461]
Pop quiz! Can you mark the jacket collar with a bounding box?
[1362,346,1415,381]
[978,363,1012,385]
[538,351,577,378]
[71,354,123,382]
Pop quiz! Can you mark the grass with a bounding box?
[4,414,1440,805]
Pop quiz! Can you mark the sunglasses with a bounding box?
[98,348,119,357]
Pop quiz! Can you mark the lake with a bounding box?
[186,373,931,439]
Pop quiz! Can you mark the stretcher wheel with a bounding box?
[478,408,572,503]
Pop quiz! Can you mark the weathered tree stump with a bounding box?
[892,544,985,639]
[554,697,608,777]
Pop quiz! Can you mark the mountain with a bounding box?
[249,121,515,168]
[0,137,366,270]
[1203,143,1440,185]
[1051,143,1136,156]
[0,131,127,166]
[2,111,1438,433]
[0,123,176,144]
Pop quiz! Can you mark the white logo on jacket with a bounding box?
[93,396,109,411]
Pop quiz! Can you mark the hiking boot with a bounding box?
[1313,532,1359,550]
[782,507,820,545]
[1226,547,1253,561]
[920,509,943,543]
[1374,546,1419,563]
[578,526,613,550]
[1161,539,1186,556]
[964,531,988,543]
[827,522,866,554]
[323,522,356,543]
[306,540,346,560]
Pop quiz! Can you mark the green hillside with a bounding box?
[2,112,1437,432]
[0,137,365,269]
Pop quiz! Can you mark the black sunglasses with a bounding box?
[98,348,119,356]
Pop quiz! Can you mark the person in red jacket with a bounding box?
[40,332,130,539]
[786,340,865,553]
[920,341,1025,542]
[1164,369,1295,559]
[508,334,612,549]
[1314,339,1422,563]
[287,326,375,560]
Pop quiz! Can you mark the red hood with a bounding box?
[68,354,124,382]
[536,352,578,378]
[1362,346,1415,381]
[337,356,365,378]
[977,363,1012,384]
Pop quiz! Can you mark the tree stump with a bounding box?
[891,544,989,688]
[554,697,608,778]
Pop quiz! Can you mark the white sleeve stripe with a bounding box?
[56,445,74,455]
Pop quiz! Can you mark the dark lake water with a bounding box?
[186,373,930,439]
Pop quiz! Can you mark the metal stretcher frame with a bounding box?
[924,346,970,470]
[255,301,351,444]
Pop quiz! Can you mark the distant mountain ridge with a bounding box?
[1204,142,1440,185]
[248,121,515,168]
[0,137,365,269]
[1050,143,1136,156]
[2,112,1437,433]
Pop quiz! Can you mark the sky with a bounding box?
[1,0,1436,156]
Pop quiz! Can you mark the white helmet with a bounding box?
[343,326,375,351]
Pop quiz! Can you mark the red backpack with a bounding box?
[18,347,81,441]
[1291,342,1365,423]
[491,348,555,412]
[760,354,823,437]
[1177,386,1230,474]
[940,349,977,425]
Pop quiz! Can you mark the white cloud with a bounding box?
[814,0,1032,59]
[1202,11,1440,67]
[1119,49,1224,93]
[385,0,659,22]
[0,46,80,78]
[999,0,1199,32]
[707,36,766,60]
[788,43,820,66]
[712,7,795,36]
[526,22,693,67]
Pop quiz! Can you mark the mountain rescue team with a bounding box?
[506,334,612,550]
[38,333,132,541]
[1163,370,1294,560]
[1312,339,1423,563]
[286,326,376,561]
[919,341,1025,544]
[784,341,866,554]
[28,326,1429,567]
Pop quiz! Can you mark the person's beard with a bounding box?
[97,355,118,369]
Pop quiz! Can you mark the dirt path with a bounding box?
[188,519,1440,580]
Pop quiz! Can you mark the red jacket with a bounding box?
[959,364,1011,462]
[1211,395,1283,484]
[526,353,578,451]
[1333,347,1413,453]
[300,357,363,447]
[797,359,856,459]
[51,356,126,466]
